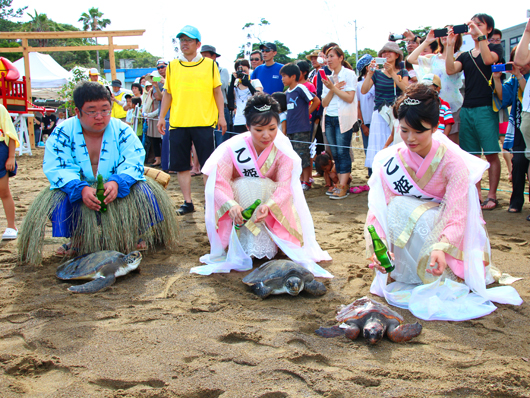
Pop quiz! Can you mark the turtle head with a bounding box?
[285,276,303,296]
[363,319,385,345]
[124,251,142,271]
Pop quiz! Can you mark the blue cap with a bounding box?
[356,54,373,72]
[176,25,201,42]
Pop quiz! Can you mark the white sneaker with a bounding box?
[2,227,18,240]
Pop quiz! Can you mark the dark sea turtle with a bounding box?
[56,250,142,293]
[242,260,326,298]
[315,296,422,344]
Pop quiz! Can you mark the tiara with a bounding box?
[254,104,271,112]
[401,98,421,106]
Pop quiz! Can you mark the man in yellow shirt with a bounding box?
[110,79,127,121]
[157,25,227,215]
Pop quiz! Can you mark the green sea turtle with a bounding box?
[242,260,326,298]
[56,251,142,293]
[316,296,422,344]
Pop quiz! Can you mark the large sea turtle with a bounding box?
[242,260,326,298]
[56,250,142,293]
[315,296,422,344]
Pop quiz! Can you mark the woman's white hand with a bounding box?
[322,77,333,89]
[426,250,447,276]
[228,205,244,227]
[467,21,482,39]
[425,29,436,44]
[368,252,395,274]
[446,28,457,47]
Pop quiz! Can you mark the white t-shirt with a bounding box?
[356,77,375,125]
[233,79,263,126]
[322,66,357,117]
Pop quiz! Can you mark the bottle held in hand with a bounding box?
[96,174,107,213]
[235,199,262,230]
[367,225,395,272]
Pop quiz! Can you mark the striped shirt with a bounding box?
[438,98,454,133]
[371,69,409,110]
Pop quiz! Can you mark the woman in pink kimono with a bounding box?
[192,93,332,278]
[366,84,522,321]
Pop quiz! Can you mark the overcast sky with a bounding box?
[11,0,529,71]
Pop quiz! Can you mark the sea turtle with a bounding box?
[56,250,142,293]
[242,260,326,298]
[315,296,422,344]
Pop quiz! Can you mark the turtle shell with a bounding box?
[242,260,314,289]
[336,296,403,323]
[56,250,126,280]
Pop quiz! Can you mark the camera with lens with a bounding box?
[236,66,245,79]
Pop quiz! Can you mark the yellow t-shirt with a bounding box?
[164,57,221,128]
[111,91,127,119]
[0,104,19,147]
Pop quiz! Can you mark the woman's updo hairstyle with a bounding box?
[244,92,281,127]
[393,84,440,132]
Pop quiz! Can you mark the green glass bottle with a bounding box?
[235,199,262,230]
[96,174,107,213]
[367,225,395,272]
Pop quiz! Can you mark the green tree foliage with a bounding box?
[0,0,26,20]
[58,67,88,111]
[104,49,161,69]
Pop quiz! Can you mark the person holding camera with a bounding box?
[227,59,263,134]
[361,42,409,171]
[407,27,463,144]
[445,13,503,211]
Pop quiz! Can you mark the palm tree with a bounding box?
[21,10,56,47]
[78,8,111,71]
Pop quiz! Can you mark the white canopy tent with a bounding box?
[13,52,70,100]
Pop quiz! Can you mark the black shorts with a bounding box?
[169,127,215,172]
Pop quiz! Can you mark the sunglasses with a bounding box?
[261,48,272,53]
[157,65,166,69]
[250,58,261,62]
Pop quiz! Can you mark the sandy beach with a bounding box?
[0,145,529,398]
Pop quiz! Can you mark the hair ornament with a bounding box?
[401,97,421,106]
[254,104,271,112]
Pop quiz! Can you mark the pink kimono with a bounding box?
[366,132,522,321]
[193,132,332,277]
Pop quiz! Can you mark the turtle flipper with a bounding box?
[387,322,422,343]
[303,280,327,296]
[315,325,345,338]
[251,282,273,298]
[68,275,117,294]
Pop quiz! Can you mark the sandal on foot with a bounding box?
[527,215,530,222]
[481,198,498,211]
[507,207,521,213]
[350,186,363,194]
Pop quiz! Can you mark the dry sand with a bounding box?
[0,146,529,398]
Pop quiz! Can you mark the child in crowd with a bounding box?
[280,63,321,191]
[315,153,338,194]
[271,92,287,134]
[131,97,143,141]
[124,94,134,126]
[421,74,454,135]
[0,104,19,240]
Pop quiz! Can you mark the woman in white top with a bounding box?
[227,59,263,134]
[407,28,464,144]
[321,46,358,199]
[356,54,376,176]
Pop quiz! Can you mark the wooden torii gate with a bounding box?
[0,29,145,148]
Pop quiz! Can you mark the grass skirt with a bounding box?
[18,177,179,265]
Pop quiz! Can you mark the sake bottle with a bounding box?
[367,225,395,272]
[235,199,262,230]
[96,174,107,213]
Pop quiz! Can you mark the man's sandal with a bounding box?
[481,198,498,211]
